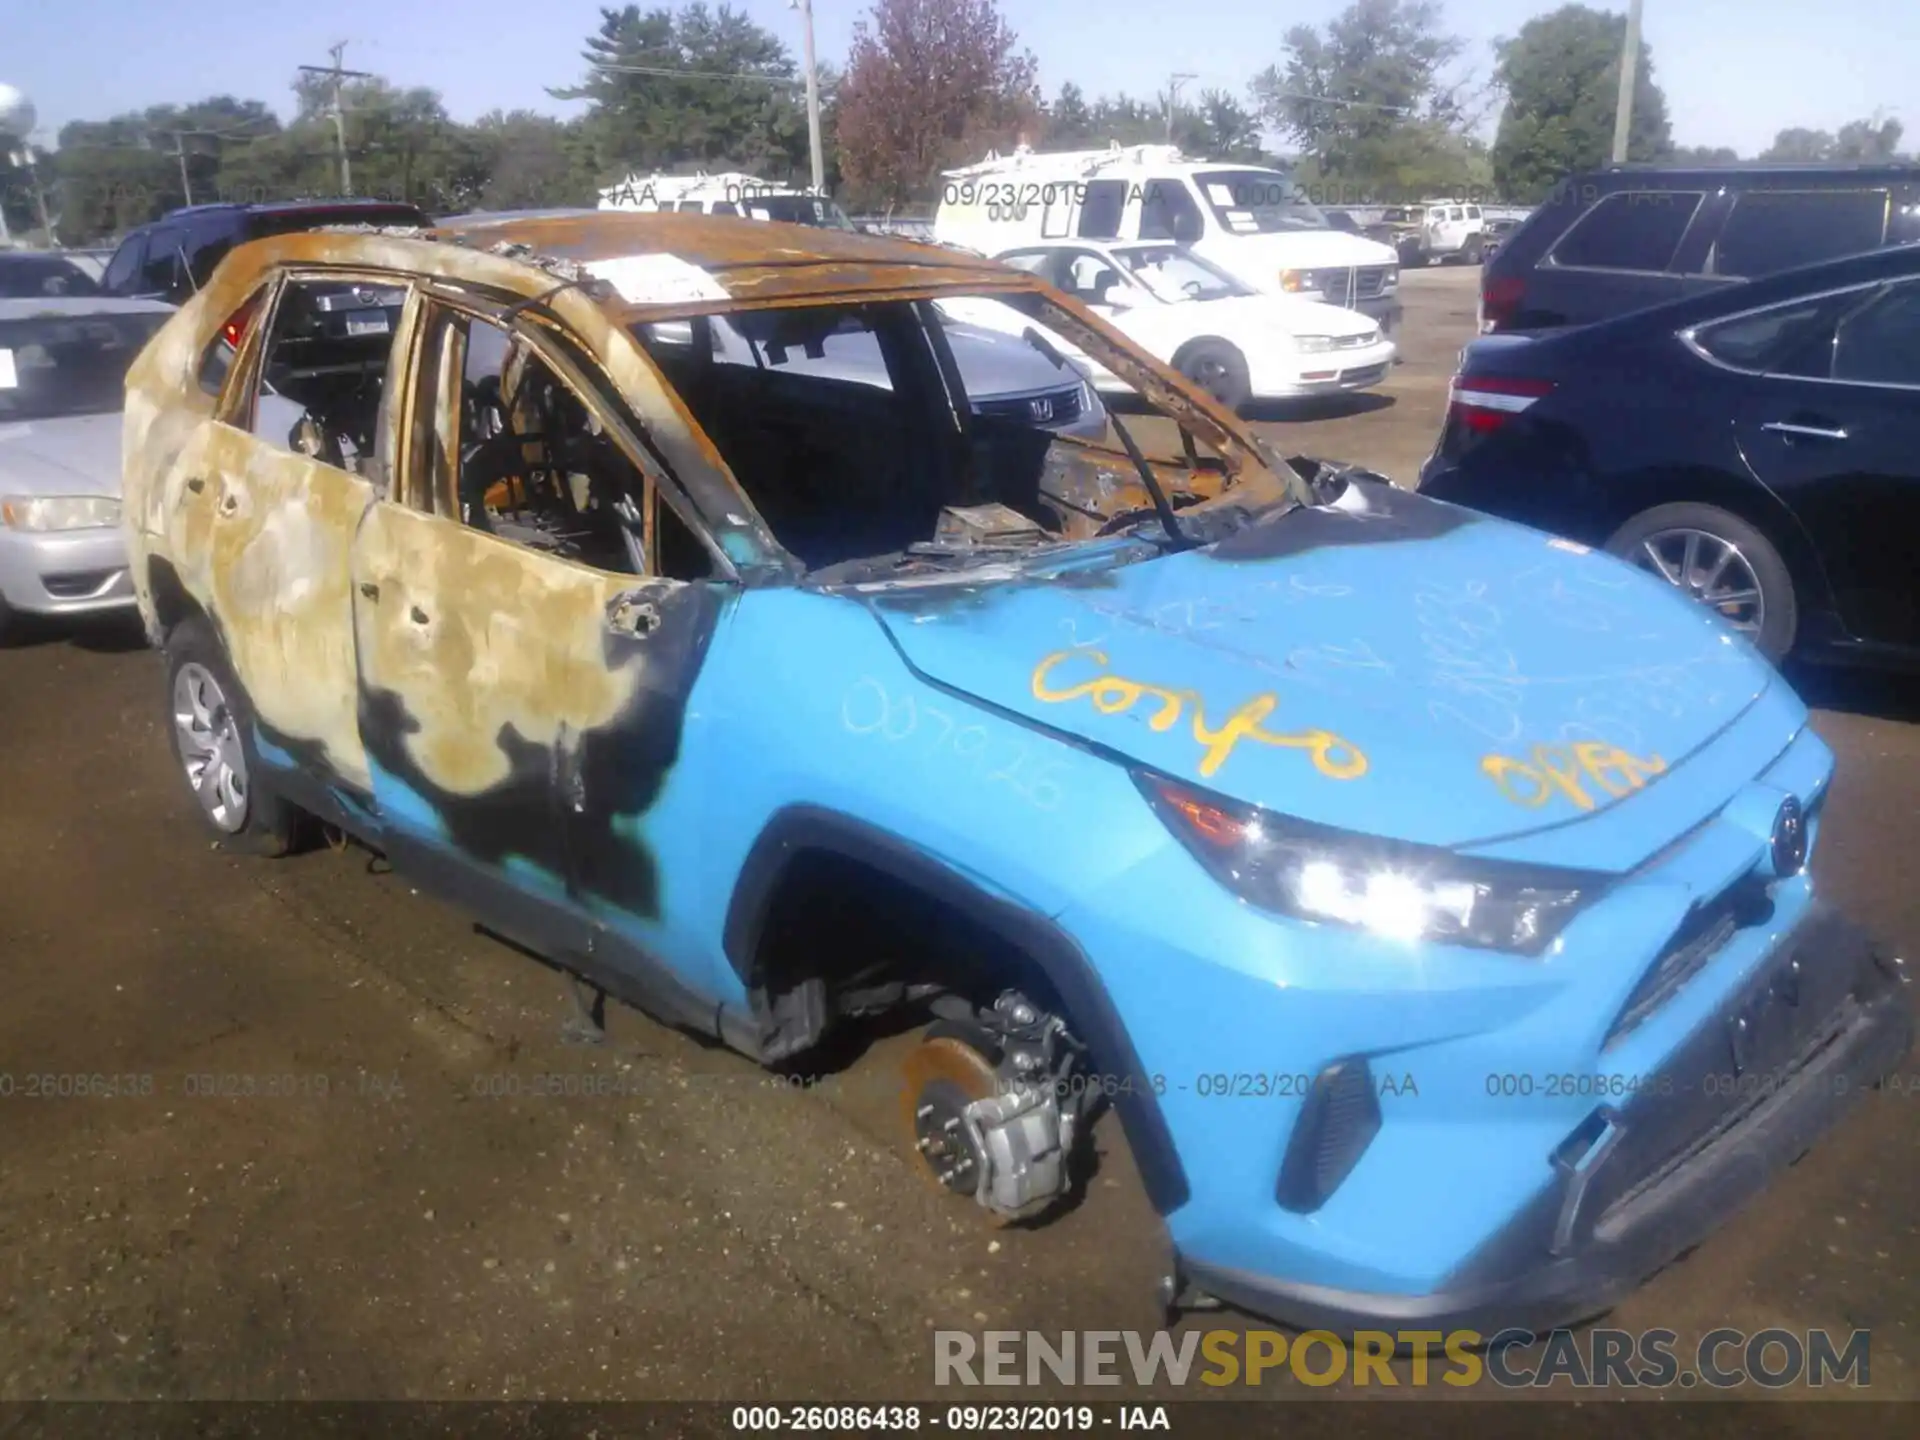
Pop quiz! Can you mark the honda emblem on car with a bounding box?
[1029,396,1055,423]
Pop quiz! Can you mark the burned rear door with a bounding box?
[350,294,726,1004]
[144,270,419,803]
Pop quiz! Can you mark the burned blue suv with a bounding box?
[124,213,1912,1334]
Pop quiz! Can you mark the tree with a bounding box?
[1046,82,1095,149]
[1670,144,1741,165]
[472,112,595,210]
[207,76,487,215]
[1250,0,1480,197]
[1491,4,1673,201]
[835,0,1039,209]
[554,5,813,185]
[1758,117,1904,165]
[1758,127,1833,163]
[1183,90,1266,162]
[50,97,281,242]
[1833,116,1903,161]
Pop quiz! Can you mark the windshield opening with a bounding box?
[1196,169,1329,235]
[625,289,1292,582]
[0,310,170,422]
[1112,246,1249,303]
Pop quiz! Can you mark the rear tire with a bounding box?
[1175,341,1251,412]
[1605,502,1798,663]
[1462,234,1485,265]
[163,617,306,856]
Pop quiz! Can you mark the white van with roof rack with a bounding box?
[598,171,857,231]
[933,143,1403,340]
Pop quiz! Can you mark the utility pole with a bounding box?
[1166,73,1198,144]
[789,0,825,194]
[168,133,194,206]
[299,43,374,196]
[1610,0,1644,164]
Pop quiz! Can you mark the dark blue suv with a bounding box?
[1481,164,1920,334]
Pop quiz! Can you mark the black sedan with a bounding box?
[1419,242,1920,668]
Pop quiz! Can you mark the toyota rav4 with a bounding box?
[121,213,1911,1333]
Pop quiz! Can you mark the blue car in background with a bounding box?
[124,214,1912,1335]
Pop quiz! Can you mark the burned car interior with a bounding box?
[204,232,1273,599]
[629,293,1235,576]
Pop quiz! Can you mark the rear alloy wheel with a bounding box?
[1176,341,1251,412]
[1462,234,1484,265]
[164,618,304,855]
[1605,503,1798,662]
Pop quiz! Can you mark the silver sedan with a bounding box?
[0,297,175,640]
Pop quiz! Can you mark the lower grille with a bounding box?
[42,568,123,600]
[1605,880,1773,1048]
[1340,363,1389,386]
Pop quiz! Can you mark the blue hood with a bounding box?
[866,485,1780,854]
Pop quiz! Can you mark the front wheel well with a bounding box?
[722,807,1190,1214]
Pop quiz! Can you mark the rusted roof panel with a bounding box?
[428,212,1026,308]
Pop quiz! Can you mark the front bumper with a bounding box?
[1179,905,1912,1335]
[1252,339,1398,398]
[0,525,135,617]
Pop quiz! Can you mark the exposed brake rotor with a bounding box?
[901,1036,1014,1224]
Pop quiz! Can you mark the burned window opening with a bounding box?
[431,308,651,577]
[251,275,411,477]
[629,294,1238,578]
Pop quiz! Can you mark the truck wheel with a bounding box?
[1175,341,1251,412]
[1605,503,1798,663]
[1463,234,1485,265]
[163,618,306,856]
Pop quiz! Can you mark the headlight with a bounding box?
[1281,267,1347,297]
[1383,265,1400,290]
[1293,335,1336,353]
[0,495,122,532]
[1138,773,1599,955]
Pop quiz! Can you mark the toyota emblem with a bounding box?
[1771,796,1807,877]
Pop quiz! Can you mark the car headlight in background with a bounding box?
[1281,267,1359,300]
[1382,266,1400,291]
[0,495,122,532]
[1138,773,1600,955]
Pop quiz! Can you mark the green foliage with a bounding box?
[1491,4,1673,201]
[1758,117,1905,164]
[1670,144,1742,165]
[1249,0,1483,198]
[553,4,814,187]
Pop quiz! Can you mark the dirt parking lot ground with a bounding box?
[2,265,1916,1410]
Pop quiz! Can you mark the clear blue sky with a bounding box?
[7,0,1913,157]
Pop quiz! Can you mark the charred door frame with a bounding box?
[348,287,735,1016]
